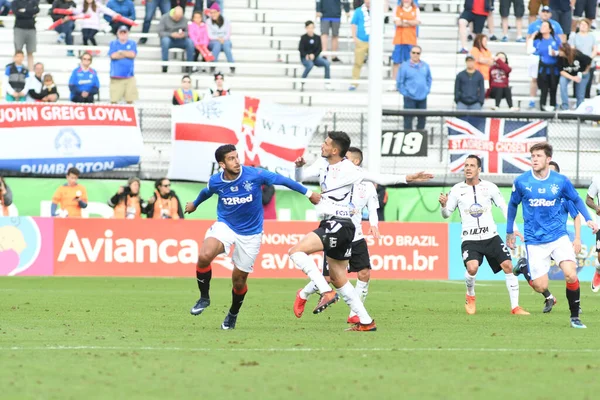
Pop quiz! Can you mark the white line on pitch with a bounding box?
[1,346,599,353]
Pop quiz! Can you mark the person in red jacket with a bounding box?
[488,52,517,110]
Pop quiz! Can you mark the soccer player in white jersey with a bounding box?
[184,144,320,330]
[294,147,380,324]
[289,131,433,331]
[506,142,598,329]
[438,154,529,315]
[585,174,600,292]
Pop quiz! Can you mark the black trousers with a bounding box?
[82,28,98,46]
[538,63,559,109]
[490,86,513,108]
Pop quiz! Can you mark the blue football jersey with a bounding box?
[206,166,288,235]
[509,170,585,244]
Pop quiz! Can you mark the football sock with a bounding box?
[543,290,553,299]
[596,261,600,272]
[349,279,370,318]
[505,273,520,309]
[290,252,331,294]
[566,280,581,319]
[229,285,248,315]
[338,281,372,325]
[196,265,212,299]
[300,281,319,300]
[465,271,476,296]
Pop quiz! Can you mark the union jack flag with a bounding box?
[446,117,548,174]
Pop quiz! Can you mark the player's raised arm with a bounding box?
[259,169,321,205]
[294,157,321,183]
[562,177,598,233]
[439,189,457,219]
[366,185,380,238]
[360,169,434,186]
[185,186,215,214]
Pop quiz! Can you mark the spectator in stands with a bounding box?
[489,52,516,109]
[454,55,485,110]
[159,6,195,73]
[471,34,493,85]
[569,19,596,98]
[206,3,235,73]
[69,53,99,103]
[139,0,168,44]
[39,73,60,102]
[533,20,561,111]
[486,4,498,41]
[51,167,88,218]
[526,6,564,109]
[109,26,138,104]
[529,0,549,23]
[0,0,11,28]
[349,0,370,90]
[207,72,230,96]
[397,45,431,130]
[194,0,224,15]
[573,0,596,33]
[173,75,201,104]
[549,1,572,39]
[457,0,490,54]
[392,0,420,81]
[500,0,525,42]
[171,0,187,14]
[12,0,39,69]
[145,178,184,219]
[316,0,350,62]
[189,10,211,65]
[50,0,77,57]
[108,177,145,219]
[0,177,13,216]
[79,0,118,49]
[27,62,48,101]
[2,50,29,102]
[558,43,592,109]
[105,0,135,35]
[299,20,333,90]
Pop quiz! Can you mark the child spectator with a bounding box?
[533,20,561,111]
[173,75,201,104]
[50,0,77,56]
[105,0,135,35]
[207,72,230,97]
[206,3,235,73]
[68,53,100,103]
[188,10,212,64]
[26,62,50,101]
[558,42,592,109]
[79,0,118,49]
[299,20,333,90]
[39,73,60,102]
[488,52,516,109]
[51,167,88,218]
[471,34,493,85]
[392,0,420,82]
[2,50,29,102]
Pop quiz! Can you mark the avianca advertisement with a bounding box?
[0,217,448,280]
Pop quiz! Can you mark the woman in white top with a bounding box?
[78,0,118,47]
[206,3,235,73]
[568,18,597,98]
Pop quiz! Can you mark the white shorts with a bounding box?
[528,55,540,79]
[526,235,577,281]
[205,221,262,273]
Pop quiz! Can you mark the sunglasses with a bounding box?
[162,184,171,187]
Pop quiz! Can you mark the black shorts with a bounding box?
[459,10,487,34]
[323,238,371,276]
[499,0,525,18]
[574,0,596,19]
[313,218,356,261]
[596,232,600,253]
[461,235,511,274]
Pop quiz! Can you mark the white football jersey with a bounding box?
[349,181,379,242]
[587,175,600,225]
[441,180,513,242]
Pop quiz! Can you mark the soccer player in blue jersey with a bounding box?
[513,160,583,313]
[184,144,321,330]
[507,143,598,328]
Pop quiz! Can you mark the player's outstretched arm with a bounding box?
[361,170,434,186]
[186,187,213,214]
[367,187,381,238]
[263,171,321,205]
[562,178,596,232]
[439,191,457,219]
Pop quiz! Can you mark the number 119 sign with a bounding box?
[380,130,428,157]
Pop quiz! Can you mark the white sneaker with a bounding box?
[491,106,497,110]
[510,107,520,111]
[324,83,334,91]
[543,105,555,112]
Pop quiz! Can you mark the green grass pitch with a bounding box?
[2,277,600,400]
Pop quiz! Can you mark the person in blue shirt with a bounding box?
[68,53,99,103]
[184,144,321,330]
[513,160,583,313]
[396,45,431,130]
[108,26,138,104]
[507,142,598,328]
[349,0,370,90]
[533,20,562,111]
[105,0,135,35]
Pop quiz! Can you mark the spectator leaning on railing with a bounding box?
[49,0,77,57]
[3,50,29,102]
[397,45,431,131]
[69,53,99,103]
[145,178,184,219]
[454,54,486,110]
[558,42,591,110]
[51,167,88,218]
[206,3,235,73]
[158,6,195,73]
[105,0,135,35]
[108,177,146,219]
[299,20,333,91]
[172,74,201,104]
[109,26,138,104]
[0,177,13,216]
[316,0,351,62]
[12,0,39,69]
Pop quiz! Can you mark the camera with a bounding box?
[123,186,131,194]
